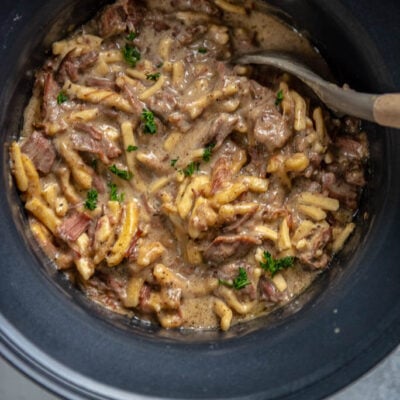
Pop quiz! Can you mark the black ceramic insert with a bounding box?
[1,1,399,399]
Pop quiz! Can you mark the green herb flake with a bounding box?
[84,189,98,211]
[127,145,138,152]
[275,89,284,106]
[156,62,164,68]
[170,158,179,168]
[183,161,200,177]
[219,267,251,290]
[260,251,294,277]
[146,72,161,81]
[108,182,125,203]
[141,109,157,134]
[126,31,137,41]
[122,44,141,67]
[57,91,68,105]
[202,143,215,162]
[198,47,208,54]
[109,164,133,181]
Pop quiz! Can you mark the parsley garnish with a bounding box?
[198,47,208,54]
[156,62,164,68]
[57,91,68,104]
[219,267,251,290]
[84,189,98,210]
[183,161,200,177]
[122,44,141,67]
[275,89,284,106]
[126,31,137,41]
[141,109,157,134]
[170,158,179,168]
[146,72,161,81]
[260,251,294,277]
[108,183,125,203]
[127,145,138,152]
[202,143,215,162]
[109,164,133,180]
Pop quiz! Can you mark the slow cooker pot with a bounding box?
[1,0,399,399]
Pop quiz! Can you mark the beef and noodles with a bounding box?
[9,0,368,331]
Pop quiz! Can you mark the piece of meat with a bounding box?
[174,114,238,164]
[57,50,98,83]
[85,77,117,90]
[74,122,103,140]
[58,212,91,242]
[125,228,143,261]
[335,136,368,161]
[176,25,208,46]
[147,88,178,120]
[345,167,365,187]
[138,284,152,313]
[253,106,292,152]
[223,212,256,233]
[321,172,358,209]
[42,72,60,122]
[245,145,268,177]
[204,235,261,264]
[171,0,221,16]
[210,156,233,194]
[121,84,144,115]
[98,0,145,38]
[260,277,282,303]
[21,131,56,174]
[297,224,332,269]
[92,175,106,193]
[145,15,171,32]
[71,130,121,164]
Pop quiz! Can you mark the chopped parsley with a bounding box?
[183,161,200,177]
[84,189,98,211]
[219,267,251,290]
[275,89,284,106]
[260,251,294,277]
[141,109,157,134]
[108,182,125,203]
[127,145,138,152]
[198,47,208,54]
[109,164,133,180]
[146,72,161,81]
[156,61,164,68]
[202,143,215,162]
[56,91,68,104]
[170,158,179,168]
[122,44,141,67]
[126,31,137,41]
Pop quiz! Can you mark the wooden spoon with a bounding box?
[234,52,400,129]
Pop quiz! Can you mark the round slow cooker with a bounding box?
[1,0,399,399]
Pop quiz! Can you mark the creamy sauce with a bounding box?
[10,0,368,331]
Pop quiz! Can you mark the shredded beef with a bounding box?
[98,0,145,38]
[204,235,261,264]
[58,212,91,242]
[57,50,98,83]
[21,131,56,174]
[252,106,292,151]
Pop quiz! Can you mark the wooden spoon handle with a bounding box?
[373,94,400,129]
